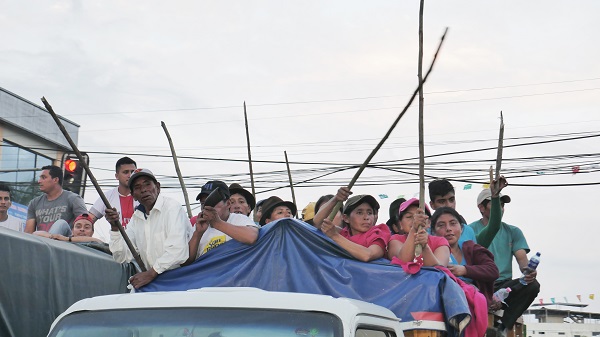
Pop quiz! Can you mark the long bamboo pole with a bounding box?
[327,27,449,221]
[41,97,147,272]
[284,151,297,217]
[416,0,426,257]
[161,121,193,219]
[244,102,256,198]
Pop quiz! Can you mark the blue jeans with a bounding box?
[48,219,73,237]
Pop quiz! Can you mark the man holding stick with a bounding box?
[107,168,192,289]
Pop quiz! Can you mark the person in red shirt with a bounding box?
[387,198,450,267]
[314,187,390,262]
[89,157,138,242]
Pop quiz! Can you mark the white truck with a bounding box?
[47,287,407,337]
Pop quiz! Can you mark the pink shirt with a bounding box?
[389,234,450,252]
[340,224,391,251]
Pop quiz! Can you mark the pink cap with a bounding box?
[398,197,431,215]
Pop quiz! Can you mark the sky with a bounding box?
[2,0,600,317]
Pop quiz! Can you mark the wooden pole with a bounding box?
[161,121,193,219]
[244,102,256,198]
[327,26,448,221]
[495,111,505,180]
[415,0,426,257]
[284,151,297,217]
[41,97,147,272]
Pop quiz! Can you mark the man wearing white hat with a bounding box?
[469,188,540,333]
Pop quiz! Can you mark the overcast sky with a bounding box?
[2,1,599,315]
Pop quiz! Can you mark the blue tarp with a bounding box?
[142,218,470,335]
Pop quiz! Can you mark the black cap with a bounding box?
[343,195,380,215]
[196,180,230,201]
[386,197,406,226]
[228,183,256,211]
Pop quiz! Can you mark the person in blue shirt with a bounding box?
[428,179,477,244]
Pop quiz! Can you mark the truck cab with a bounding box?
[47,287,406,337]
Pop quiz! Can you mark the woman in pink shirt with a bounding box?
[314,187,391,262]
[387,198,450,267]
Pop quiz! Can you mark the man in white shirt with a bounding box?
[186,181,259,264]
[89,157,138,242]
[107,168,192,289]
[0,185,24,231]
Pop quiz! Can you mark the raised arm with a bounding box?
[476,176,507,248]
[204,206,259,245]
[313,187,351,228]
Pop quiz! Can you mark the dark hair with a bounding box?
[480,199,490,208]
[42,165,63,186]
[314,194,334,214]
[388,198,406,218]
[387,216,400,234]
[428,179,455,202]
[116,157,137,172]
[430,207,466,235]
[0,184,10,196]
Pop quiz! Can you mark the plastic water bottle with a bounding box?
[519,252,541,285]
[493,287,512,304]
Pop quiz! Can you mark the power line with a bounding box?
[58,76,600,116]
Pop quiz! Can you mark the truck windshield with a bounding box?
[48,307,343,337]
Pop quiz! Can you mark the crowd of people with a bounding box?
[0,156,541,336]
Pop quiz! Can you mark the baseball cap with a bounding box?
[343,195,380,215]
[196,180,230,201]
[399,198,431,216]
[74,213,93,225]
[302,202,316,221]
[386,197,406,226]
[128,168,158,191]
[476,189,511,205]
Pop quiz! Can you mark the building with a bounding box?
[0,87,79,206]
[525,304,600,337]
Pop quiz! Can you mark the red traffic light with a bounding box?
[65,159,78,173]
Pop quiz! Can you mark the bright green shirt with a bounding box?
[474,197,502,248]
[469,217,530,281]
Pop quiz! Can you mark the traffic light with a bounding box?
[61,153,89,197]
